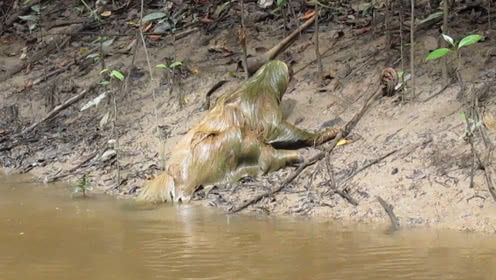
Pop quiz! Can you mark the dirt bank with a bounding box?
[1,1,496,233]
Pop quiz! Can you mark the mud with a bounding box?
[1,1,496,233]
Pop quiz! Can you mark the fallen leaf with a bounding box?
[483,112,496,133]
[300,10,315,20]
[191,67,200,74]
[336,139,351,146]
[148,34,161,40]
[79,47,89,56]
[25,80,33,88]
[101,10,111,17]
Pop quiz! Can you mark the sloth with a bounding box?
[136,60,341,203]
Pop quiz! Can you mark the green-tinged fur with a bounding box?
[136,60,341,204]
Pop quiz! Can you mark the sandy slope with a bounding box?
[1,8,496,233]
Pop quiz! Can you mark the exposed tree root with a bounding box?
[377,195,400,231]
[244,15,316,75]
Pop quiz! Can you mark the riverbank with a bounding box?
[1,1,496,233]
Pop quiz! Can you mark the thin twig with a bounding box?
[139,0,163,168]
[239,0,249,80]
[385,0,392,49]
[111,88,120,187]
[410,0,416,100]
[442,0,449,84]
[281,1,288,37]
[399,0,405,75]
[15,86,94,136]
[46,151,98,182]
[421,83,451,103]
[323,152,358,206]
[489,0,492,30]
[339,149,399,184]
[314,8,323,79]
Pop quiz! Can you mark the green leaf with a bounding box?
[28,23,37,31]
[80,91,107,111]
[100,68,110,75]
[397,71,404,79]
[419,11,443,25]
[277,0,286,6]
[86,53,100,59]
[457,34,483,49]
[458,113,466,120]
[441,34,455,47]
[98,80,110,86]
[425,48,450,61]
[102,38,114,48]
[111,70,125,81]
[31,4,40,13]
[169,61,183,68]
[142,12,167,22]
[18,14,38,21]
[155,64,168,69]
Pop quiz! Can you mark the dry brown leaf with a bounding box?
[300,10,315,20]
[483,112,496,133]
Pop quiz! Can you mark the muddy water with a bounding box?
[0,174,495,280]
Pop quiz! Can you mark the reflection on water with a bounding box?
[1,172,496,280]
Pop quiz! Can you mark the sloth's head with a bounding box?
[247,60,290,102]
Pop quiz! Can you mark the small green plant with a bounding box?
[99,68,125,85]
[425,33,483,64]
[80,68,124,111]
[17,3,41,32]
[74,174,92,198]
[458,113,483,139]
[79,0,102,23]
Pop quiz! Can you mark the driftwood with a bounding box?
[15,86,95,137]
[229,82,382,214]
[376,195,400,231]
[244,15,316,75]
[46,151,98,183]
